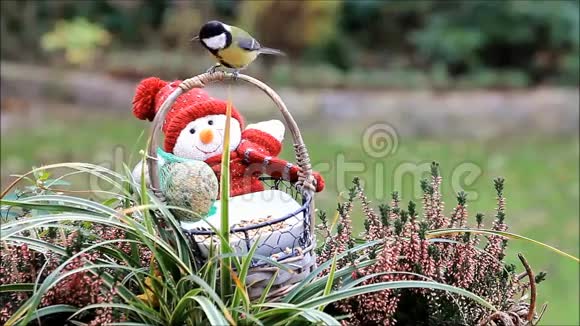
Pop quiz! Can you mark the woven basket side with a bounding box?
[246,244,316,300]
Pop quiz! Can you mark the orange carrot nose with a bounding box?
[199,128,214,144]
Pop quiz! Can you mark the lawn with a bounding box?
[1,111,578,325]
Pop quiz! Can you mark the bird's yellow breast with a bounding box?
[214,47,259,69]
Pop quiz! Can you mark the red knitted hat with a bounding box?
[131,77,244,153]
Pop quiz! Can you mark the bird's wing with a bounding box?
[230,26,261,51]
[237,37,262,52]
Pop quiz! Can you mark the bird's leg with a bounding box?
[232,69,240,81]
[206,63,221,74]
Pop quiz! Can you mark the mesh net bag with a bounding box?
[157,148,218,221]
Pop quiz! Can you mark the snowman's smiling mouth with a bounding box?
[195,145,220,155]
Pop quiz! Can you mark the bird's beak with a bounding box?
[191,35,199,41]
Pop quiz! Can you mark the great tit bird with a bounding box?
[192,20,285,74]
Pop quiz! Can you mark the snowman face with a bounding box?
[173,114,242,161]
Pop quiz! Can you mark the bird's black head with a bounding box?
[196,20,232,51]
[198,20,227,39]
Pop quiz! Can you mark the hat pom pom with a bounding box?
[132,77,167,121]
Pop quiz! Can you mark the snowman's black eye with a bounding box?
[208,120,213,125]
[189,128,196,134]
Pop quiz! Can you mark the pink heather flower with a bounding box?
[316,198,354,269]
[347,240,400,325]
[449,203,468,229]
[358,191,382,241]
[419,239,437,279]
[431,176,448,230]
[485,181,509,272]
[450,243,477,289]
[318,173,526,325]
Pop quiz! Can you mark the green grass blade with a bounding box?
[428,228,579,262]
[210,252,293,273]
[168,288,203,325]
[20,194,119,215]
[320,253,338,311]
[252,303,300,321]
[100,272,143,313]
[0,283,34,293]
[32,304,78,320]
[1,213,129,239]
[255,270,279,306]
[341,271,434,290]
[298,280,497,311]
[147,194,194,270]
[220,85,233,300]
[298,308,341,325]
[69,303,162,324]
[254,303,340,325]
[231,308,264,326]
[226,263,250,319]
[0,199,103,216]
[7,235,68,256]
[189,296,230,326]
[178,274,235,325]
[138,142,154,235]
[283,239,381,303]
[232,237,260,311]
[290,259,377,304]
[1,163,131,198]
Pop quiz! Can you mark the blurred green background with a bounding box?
[1,1,578,324]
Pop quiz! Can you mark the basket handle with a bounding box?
[147,71,316,201]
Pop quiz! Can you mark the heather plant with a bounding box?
[0,166,151,324]
[0,222,153,324]
[316,162,570,326]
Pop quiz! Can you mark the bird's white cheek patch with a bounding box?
[203,33,227,50]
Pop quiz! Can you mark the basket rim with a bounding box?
[182,186,311,235]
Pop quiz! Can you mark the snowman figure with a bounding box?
[131,77,324,197]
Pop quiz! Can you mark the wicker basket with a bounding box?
[146,71,318,300]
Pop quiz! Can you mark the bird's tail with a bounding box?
[258,47,286,56]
